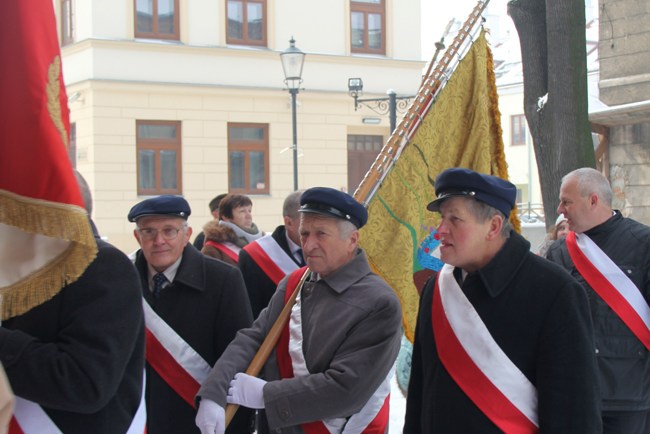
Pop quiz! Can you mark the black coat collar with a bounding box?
[135,244,205,293]
[466,231,531,298]
[584,210,621,238]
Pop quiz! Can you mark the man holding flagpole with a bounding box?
[195,187,402,434]
[404,168,600,433]
[547,167,650,433]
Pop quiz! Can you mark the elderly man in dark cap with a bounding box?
[195,187,402,434]
[129,195,254,434]
[404,168,601,434]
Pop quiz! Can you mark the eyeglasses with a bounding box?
[136,226,184,241]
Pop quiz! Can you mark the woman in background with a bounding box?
[201,194,263,265]
[538,213,569,257]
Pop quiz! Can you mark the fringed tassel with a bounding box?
[0,189,97,320]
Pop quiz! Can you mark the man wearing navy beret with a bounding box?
[129,195,254,434]
[404,168,601,433]
[196,187,402,434]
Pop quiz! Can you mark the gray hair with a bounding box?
[563,168,613,207]
[336,218,358,239]
[464,198,512,238]
[283,190,304,218]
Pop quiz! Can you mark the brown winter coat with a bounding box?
[200,220,244,266]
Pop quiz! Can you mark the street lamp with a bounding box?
[347,77,414,133]
[280,37,306,191]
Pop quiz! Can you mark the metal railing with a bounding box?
[517,202,545,224]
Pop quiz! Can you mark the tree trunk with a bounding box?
[508,0,595,230]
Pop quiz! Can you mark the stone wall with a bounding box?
[599,0,650,105]
[609,122,650,224]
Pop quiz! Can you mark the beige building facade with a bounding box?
[55,0,427,252]
[58,1,607,254]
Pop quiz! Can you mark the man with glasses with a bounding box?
[129,195,254,434]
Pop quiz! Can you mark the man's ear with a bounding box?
[133,229,142,246]
[486,214,504,240]
[349,229,360,251]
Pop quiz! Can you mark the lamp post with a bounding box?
[348,77,414,133]
[280,37,306,191]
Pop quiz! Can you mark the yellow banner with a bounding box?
[360,31,516,342]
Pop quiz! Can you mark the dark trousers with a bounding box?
[602,410,650,434]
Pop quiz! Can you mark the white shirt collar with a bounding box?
[148,254,183,291]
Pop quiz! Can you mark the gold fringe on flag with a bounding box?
[0,189,97,320]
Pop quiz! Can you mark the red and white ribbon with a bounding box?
[204,240,240,263]
[244,235,298,284]
[143,300,211,407]
[433,264,538,433]
[566,231,650,349]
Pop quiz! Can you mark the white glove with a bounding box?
[195,399,225,434]
[226,372,267,409]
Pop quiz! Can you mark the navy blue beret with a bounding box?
[128,195,191,222]
[299,187,368,228]
[427,168,516,217]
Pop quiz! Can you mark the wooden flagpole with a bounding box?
[353,0,491,206]
[224,0,492,427]
[225,268,311,426]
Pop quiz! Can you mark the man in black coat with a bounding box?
[238,190,304,318]
[129,195,254,434]
[404,168,600,433]
[1,171,145,434]
[547,167,650,433]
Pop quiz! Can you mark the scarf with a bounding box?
[218,220,263,246]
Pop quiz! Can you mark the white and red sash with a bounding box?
[9,398,62,434]
[243,235,299,285]
[143,300,211,408]
[9,385,146,434]
[432,264,539,434]
[204,240,240,263]
[276,268,390,434]
[566,231,650,349]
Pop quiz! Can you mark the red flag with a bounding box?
[0,0,97,320]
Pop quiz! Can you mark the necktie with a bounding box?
[152,272,168,298]
[295,248,306,267]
